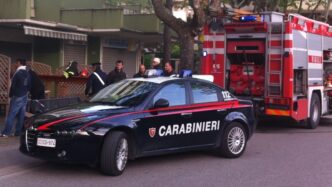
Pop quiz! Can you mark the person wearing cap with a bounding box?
[106,60,127,85]
[63,60,79,78]
[133,64,146,78]
[85,62,107,97]
[152,57,163,70]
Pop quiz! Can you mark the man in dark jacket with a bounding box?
[106,60,126,85]
[27,65,45,100]
[85,62,107,97]
[163,62,175,77]
[133,64,146,78]
[1,59,31,137]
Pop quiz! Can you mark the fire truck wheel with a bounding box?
[306,93,321,129]
[218,122,247,158]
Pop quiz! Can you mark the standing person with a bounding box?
[163,62,175,77]
[151,57,162,70]
[133,64,146,78]
[1,59,31,137]
[63,60,79,78]
[106,60,126,85]
[85,62,107,97]
[27,64,45,100]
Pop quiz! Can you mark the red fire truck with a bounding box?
[201,12,332,128]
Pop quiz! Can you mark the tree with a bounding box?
[324,0,332,22]
[152,0,222,70]
[163,0,173,63]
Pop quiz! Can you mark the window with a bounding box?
[90,80,157,106]
[153,83,186,106]
[191,82,219,104]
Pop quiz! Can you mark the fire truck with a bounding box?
[201,12,332,128]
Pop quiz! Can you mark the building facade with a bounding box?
[0,0,163,76]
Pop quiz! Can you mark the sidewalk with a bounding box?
[0,116,20,147]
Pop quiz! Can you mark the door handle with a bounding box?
[181,112,192,117]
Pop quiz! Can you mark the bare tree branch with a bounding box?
[310,0,322,18]
[151,0,189,34]
[298,0,303,13]
[324,0,331,22]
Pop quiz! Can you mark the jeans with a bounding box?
[2,95,28,136]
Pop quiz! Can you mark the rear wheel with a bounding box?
[218,122,247,158]
[306,93,321,129]
[100,131,129,176]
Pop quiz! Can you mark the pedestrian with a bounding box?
[106,60,126,85]
[151,57,162,70]
[133,64,146,78]
[63,60,79,78]
[1,59,31,137]
[85,62,107,97]
[27,64,45,100]
[163,62,175,77]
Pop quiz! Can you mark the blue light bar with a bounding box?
[179,70,192,78]
[145,69,163,77]
[240,15,257,22]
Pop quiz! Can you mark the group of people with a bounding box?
[0,57,175,137]
[85,60,126,97]
[85,57,175,97]
[133,57,175,78]
[1,59,45,137]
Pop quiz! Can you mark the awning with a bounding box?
[24,25,87,41]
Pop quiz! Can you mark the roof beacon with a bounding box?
[240,15,256,22]
[179,70,193,78]
[145,69,163,77]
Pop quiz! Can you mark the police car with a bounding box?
[20,73,256,176]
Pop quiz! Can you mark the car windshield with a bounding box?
[89,80,158,107]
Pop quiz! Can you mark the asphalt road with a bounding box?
[1,117,332,187]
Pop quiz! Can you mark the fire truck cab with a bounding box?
[201,12,332,128]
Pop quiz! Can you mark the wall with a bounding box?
[124,14,161,32]
[88,36,101,64]
[60,9,123,29]
[34,38,61,72]
[34,0,106,22]
[34,0,62,22]
[0,0,30,19]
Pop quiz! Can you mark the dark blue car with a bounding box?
[20,77,256,176]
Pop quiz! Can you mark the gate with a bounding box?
[0,54,11,116]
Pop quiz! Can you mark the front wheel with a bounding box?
[100,131,129,176]
[218,122,247,158]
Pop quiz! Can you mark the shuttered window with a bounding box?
[63,44,86,67]
[102,47,137,77]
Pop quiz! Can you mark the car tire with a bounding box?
[100,131,129,176]
[218,122,247,158]
[306,93,321,129]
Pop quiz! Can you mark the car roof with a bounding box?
[127,77,180,84]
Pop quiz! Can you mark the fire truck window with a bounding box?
[190,82,219,104]
[153,83,186,106]
[294,70,306,96]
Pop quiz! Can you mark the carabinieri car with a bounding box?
[20,76,256,176]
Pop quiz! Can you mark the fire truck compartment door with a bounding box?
[227,41,265,54]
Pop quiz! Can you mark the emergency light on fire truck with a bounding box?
[201,11,332,129]
[240,15,257,22]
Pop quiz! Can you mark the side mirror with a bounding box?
[153,98,169,109]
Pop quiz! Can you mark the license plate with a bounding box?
[37,138,56,148]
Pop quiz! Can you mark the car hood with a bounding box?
[28,102,132,131]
